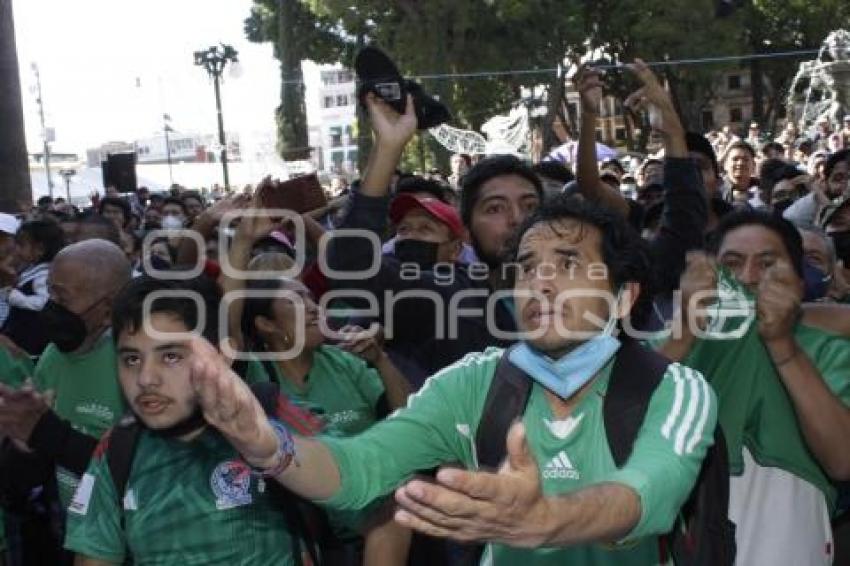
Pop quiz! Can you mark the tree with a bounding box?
[245,0,345,161]
[0,0,32,212]
[584,0,740,141]
[304,0,587,167]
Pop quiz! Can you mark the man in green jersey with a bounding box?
[65,276,322,565]
[0,239,131,508]
[657,210,850,565]
[187,195,718,566]
[0,239,130,565]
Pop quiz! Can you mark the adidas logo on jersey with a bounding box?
[542,451,580,480]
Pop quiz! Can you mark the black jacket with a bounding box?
[326,191,515,381]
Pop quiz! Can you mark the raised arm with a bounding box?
[625,59,707,291]
[574,67,629,218]
[219,198,279,351]
[360,93,417,197]
[174,194,251,268]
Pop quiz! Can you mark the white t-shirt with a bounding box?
[729,448,834,565]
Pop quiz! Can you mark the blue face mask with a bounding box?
[802,261,830,302]
[508,295,622,400]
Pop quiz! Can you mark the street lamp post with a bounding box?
[31,63,53,198]
[194,44,238,191]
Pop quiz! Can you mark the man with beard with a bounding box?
[325,93,541,382]
[785,148,850,227]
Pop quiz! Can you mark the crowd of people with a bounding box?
[0,58,848,566]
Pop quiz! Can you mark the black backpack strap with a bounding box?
[105,415,142,545]
[604,339,670,467]
[474,346,533,471]
[249,382,321,566]
[106,416,142,502]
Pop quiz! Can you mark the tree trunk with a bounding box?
[276,0,310,161]
[0,0,32,212]
[356,32,371,175]
[542,69,566,156]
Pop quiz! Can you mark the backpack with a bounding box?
[105,382,323,566]
[473,339,736,566]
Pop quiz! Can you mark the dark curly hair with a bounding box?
[508,194,656,329]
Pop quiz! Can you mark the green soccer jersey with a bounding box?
[64,427,304,566]
[321,347,717,566]
[268,345,385,436]
[682,322,850,510]
[33,334,127,506]
[0,345,34,387]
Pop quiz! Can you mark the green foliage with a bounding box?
[246,0,850,160]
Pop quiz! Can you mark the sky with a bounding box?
[11,0,324,155]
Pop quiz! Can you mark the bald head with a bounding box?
[53,239,131,294]
[47,239,132,345]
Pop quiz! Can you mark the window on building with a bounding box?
[615,128,626,141]
[730,107,743,123]
[321,71,337,86]
[337,94,348,107]
[330,126,343,148]
[338,70,354,83]
[324,96,335,109]
[331,151,345,165]
[346,149,358,162]
[728,75,741,90]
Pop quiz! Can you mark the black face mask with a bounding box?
[40,300,88,353]
[394,239,440,270]
[831,230,850,264]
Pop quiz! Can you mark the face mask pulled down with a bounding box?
[509,295,622,400]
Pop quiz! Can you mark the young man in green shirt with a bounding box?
[65,275,322,565]
[189,189,718,565]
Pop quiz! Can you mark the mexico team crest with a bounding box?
[210,460,253,510]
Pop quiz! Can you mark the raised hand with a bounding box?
[189,337,279,468]
[231,185,283,244]
[574,65,604,116]
[335,324,385,365]
[757,258,803,344]
[624,59,684,139]
[203,193,252,224]
[366,92,417,150]
[680,251,719,333]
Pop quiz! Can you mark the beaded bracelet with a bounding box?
[248,420,296,477]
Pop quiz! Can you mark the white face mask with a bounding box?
[161,215,184,230]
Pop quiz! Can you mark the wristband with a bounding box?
[247,420,296,477]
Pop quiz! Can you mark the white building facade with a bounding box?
[306,65,359,176]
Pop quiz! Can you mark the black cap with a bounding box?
[354,46,451,129]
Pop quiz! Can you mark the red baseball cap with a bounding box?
[389,194,464,238]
